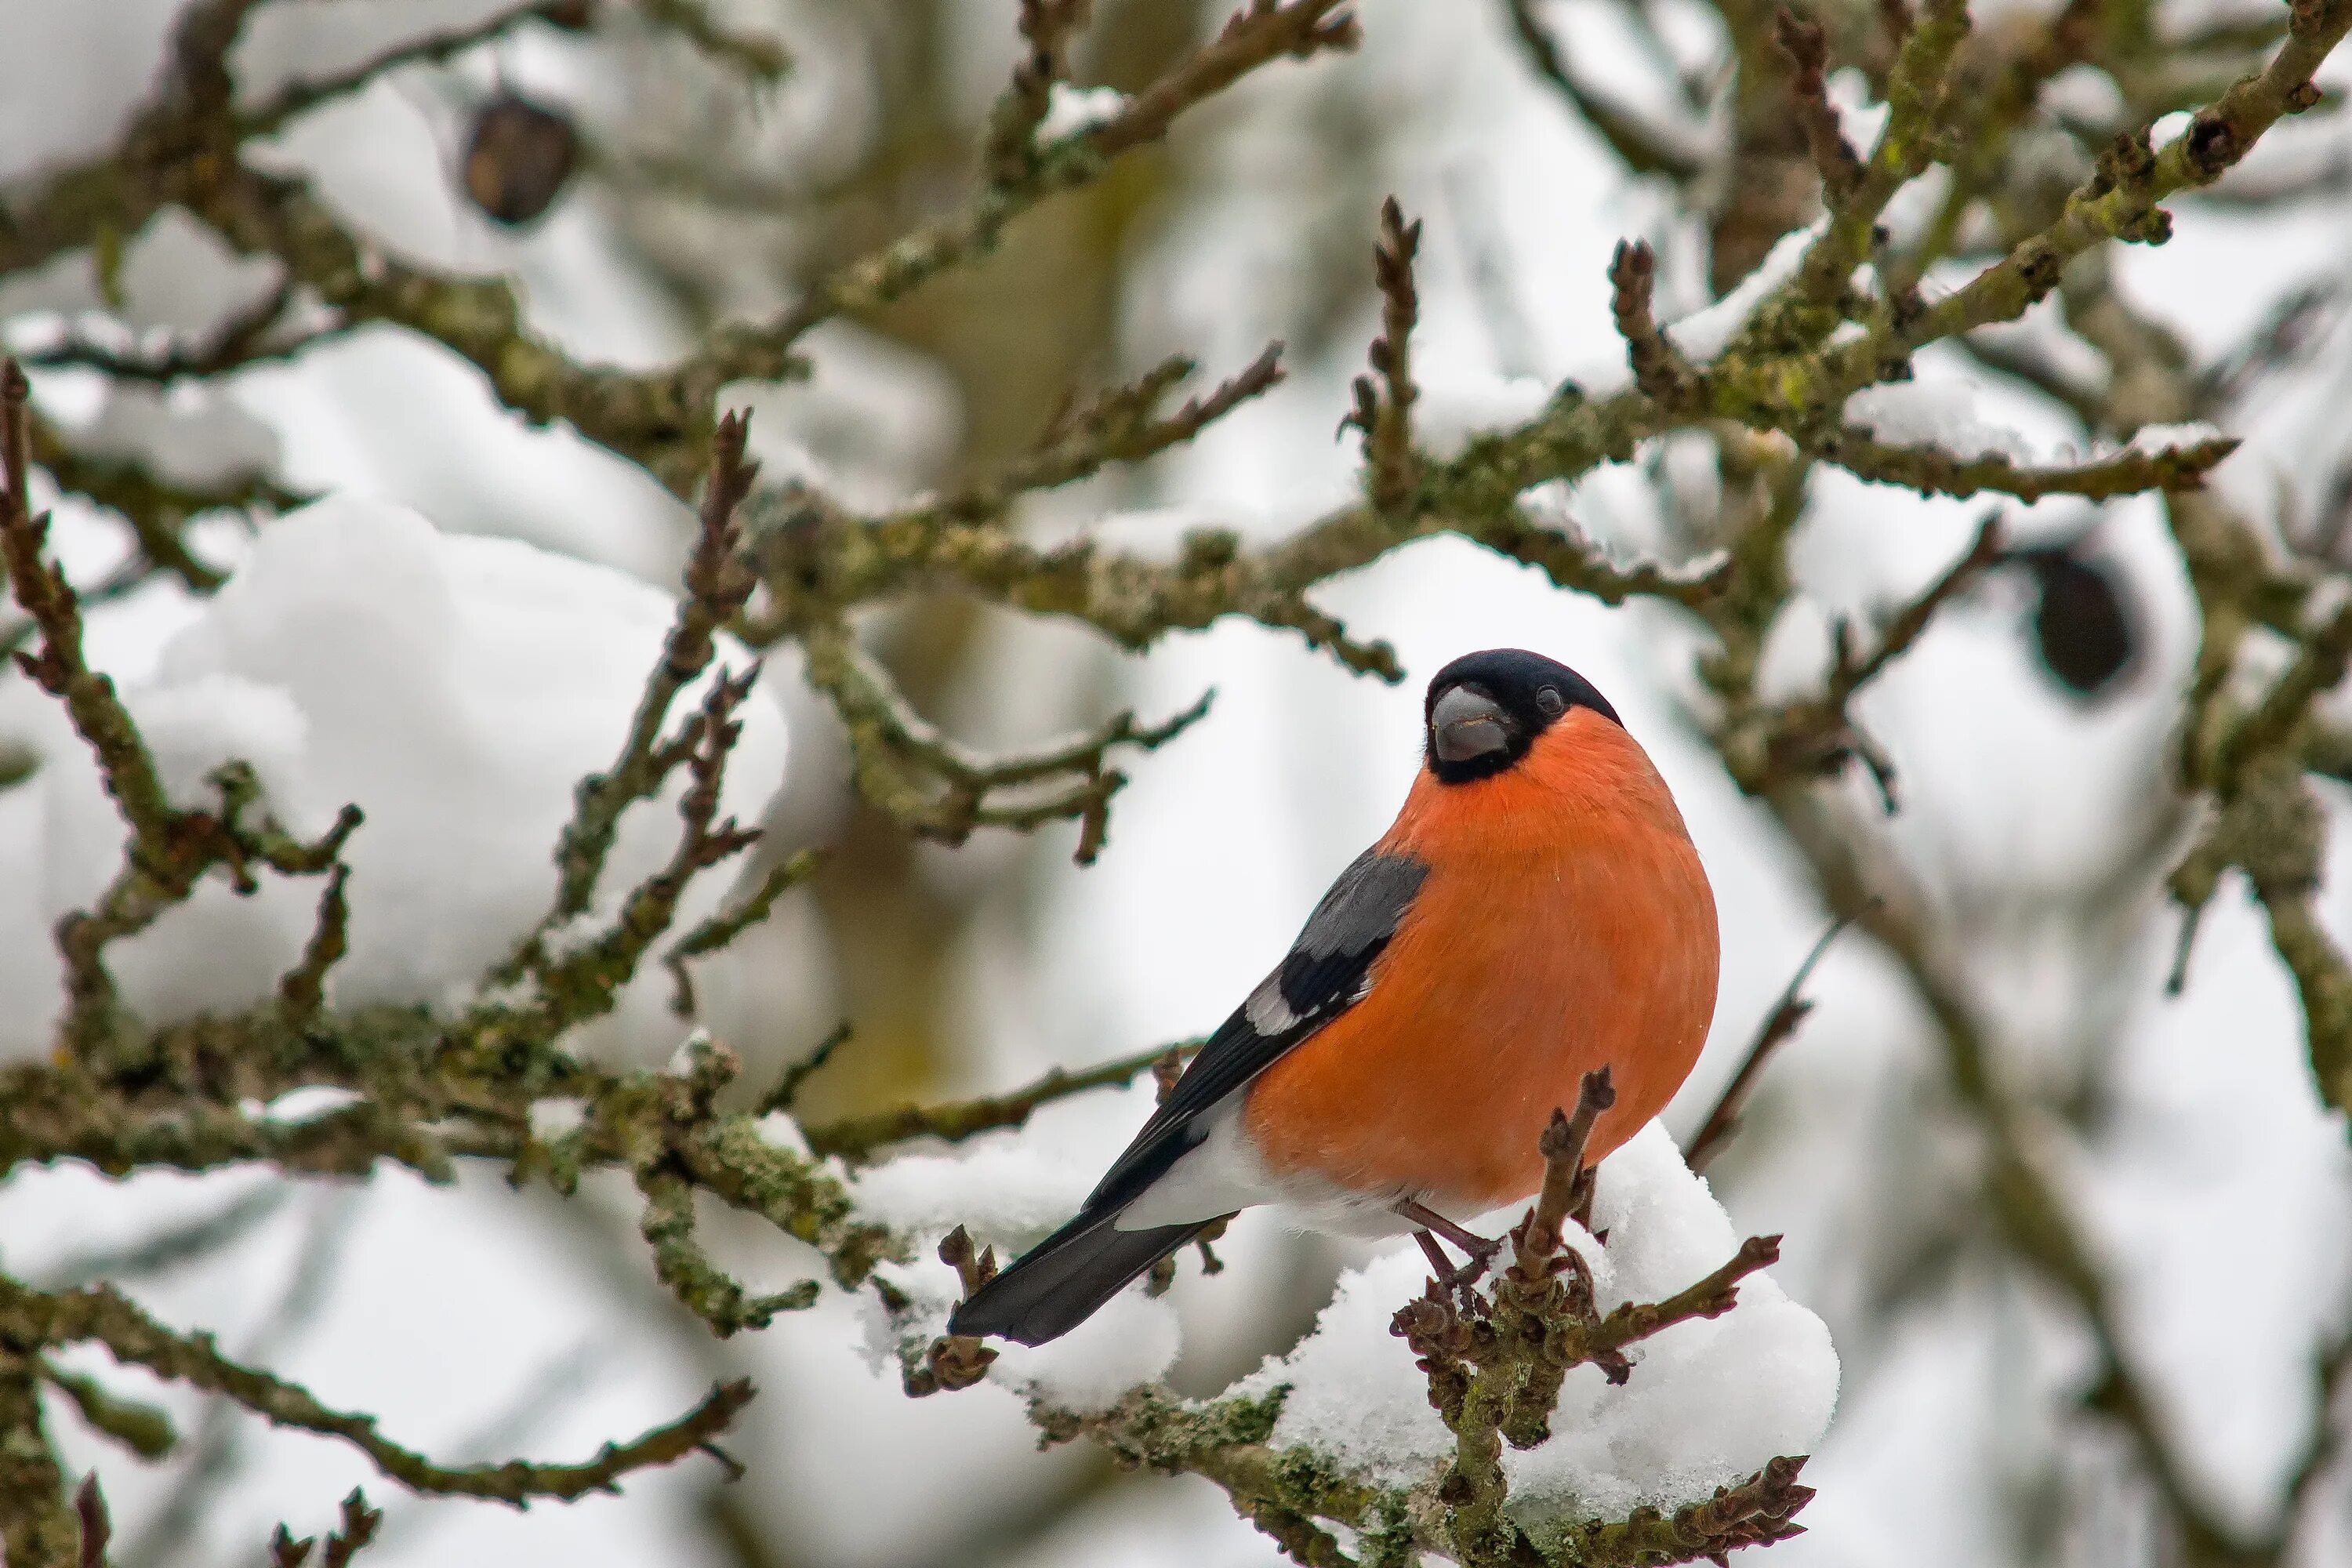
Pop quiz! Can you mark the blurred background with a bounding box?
[3,0,2351,1564]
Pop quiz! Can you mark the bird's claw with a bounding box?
[1413,1225,1501,1308]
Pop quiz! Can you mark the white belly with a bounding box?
[1112,1103,1456,1239]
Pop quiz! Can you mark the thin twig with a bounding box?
[1686,910,1861,1172]
[803,1040,1201,1162]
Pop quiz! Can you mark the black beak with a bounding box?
[1432,684,1511,763]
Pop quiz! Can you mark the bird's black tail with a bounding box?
[947,1207,1203,1347]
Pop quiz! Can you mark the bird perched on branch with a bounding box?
[950,649,1720,1346]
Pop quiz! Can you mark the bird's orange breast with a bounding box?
[1239,711,1718,1213]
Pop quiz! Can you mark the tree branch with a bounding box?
[0,1277,753,1504]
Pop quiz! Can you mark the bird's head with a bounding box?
[1422,648,1621,785]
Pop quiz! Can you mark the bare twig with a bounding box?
[38,1185,289,1293]
[72,1475,107,1568]
[1722,514,2005,810]
[1501,0,1705,180]
[664,849,821,1018]
[1687,910,1860,1173]
[265,1489,384,1568]
[15,281,314,385]
[753,1022,855,1117]
[906,1228,1000,1397]
[1609,241,1701,408]
[1341,198,1423,514]
[804,1039,1200,1162]
[982,0,1094,186]
[275,865,353,1027]
[5,360,361,1052]
[881,345,1287,532]
[1775,8,1864,199]
[634,0,792,81]
[238,3,593,136]
[1813,427,2238,502]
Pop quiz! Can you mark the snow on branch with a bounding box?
[3,362,361,1054]
[866,1113,1837,1567]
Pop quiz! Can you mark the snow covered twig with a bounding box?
[4,360,361,1054]
[1811,426,2240,503]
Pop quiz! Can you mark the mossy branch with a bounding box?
[5,360,362,1053]
[0,1276,753,1504]
[1813,426,2238,502]
[801,616,1213,864]
[2,2,2350,1560]
[530,411,762,946]
[1381,1096,1797,1564]
[803,1039,1196,1163]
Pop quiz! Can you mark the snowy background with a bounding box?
[4,0,2351,1564]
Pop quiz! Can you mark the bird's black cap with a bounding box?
[1423,648,1621,784]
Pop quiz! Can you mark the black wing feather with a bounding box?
[946,1210,1203,1346]
[950,846,1430,1345]
[1080,847,1428,1210]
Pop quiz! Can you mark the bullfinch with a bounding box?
[950,649,1719,1345]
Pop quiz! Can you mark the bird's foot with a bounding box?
[1452,1229,1502,1285]
[1399,1200,1501,1306]
[1412,1229,1499,1312]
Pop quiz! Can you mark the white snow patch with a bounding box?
[78,381,284,489]
[993,1288,1183,1412]
[1843,380,2044,463]
[2043,64,2125,127]
[1415,368,1554,459]
[258,1085,363,1121]
[528,1098,590,1140]
[859,1243,1181,1417]
[849,1140,1098,1254]
[0,0,181,183]
[2130,421,2227,455]
[1037,84,1130,143]
[754,1110,813,1156]
[0,495,787,1064]
[1228,1124,1839,1522]
[1666,223,1824,361]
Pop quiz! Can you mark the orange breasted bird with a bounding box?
[950,649,1719,1345]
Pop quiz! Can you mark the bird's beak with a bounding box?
[1432,684,1512,763]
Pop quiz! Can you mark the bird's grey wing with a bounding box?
[1081,847,1429,1211]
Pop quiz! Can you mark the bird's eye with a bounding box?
[1535,686,1566,717]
